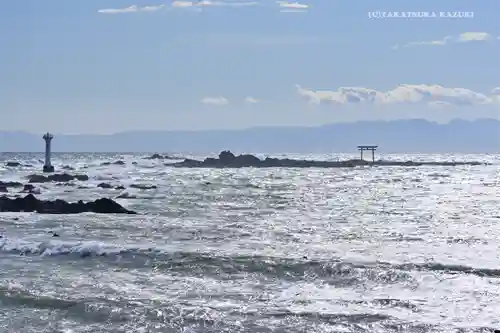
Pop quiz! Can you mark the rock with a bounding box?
[144,153,179,160]
[61,165,75,170]
[0,181,23,188]
[100,160,125,166]
[21,184,39,194]
[169,150,488,169]
[130,184,157,190]
[0,186,7,193]
[27,173,89,183]
[97,182,113,189]
[5,161,22,167]
[115,185,125,190]
[0,194,136,214]
[55,182,75,187]
[144,153,165,159]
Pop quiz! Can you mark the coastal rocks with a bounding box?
[5,161,32,168]
[0,186,7,193]
[21,184,40,194]
[144,153,179,160]
[130,184,157,190]
[100,160,126,166]
[170,150,488,169]
[0,181,23,188]
[0,194,136,214]
[97,183,132,190]
[27,173,89,183]
[5,162,22,167]
[144,153,167,160]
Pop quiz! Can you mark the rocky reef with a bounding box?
[0,194,136,214]
[144,153,177,160]
[170,150,488,168]
[27,173,89,183]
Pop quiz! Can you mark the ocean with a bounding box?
[0,152,499,333]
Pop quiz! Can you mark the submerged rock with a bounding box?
[0,194,136,214]
[97,183,126,190]
[169,150,488,169]
[27,173,89,183]
[5,161,22,167]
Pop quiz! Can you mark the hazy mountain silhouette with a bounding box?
[1,119,499,153]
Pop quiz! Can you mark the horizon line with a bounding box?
[0,117,497,136]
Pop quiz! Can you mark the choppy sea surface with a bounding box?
[0,152,499,333]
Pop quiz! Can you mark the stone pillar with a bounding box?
[42,132,54,173]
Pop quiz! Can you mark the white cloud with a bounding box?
[393,32,495,49]
[244,96,259,103]
[296,84,500,107]
[172,1,196,7]
[277,1,309,13]
[202,96,229,105]
[140,4,166,12]
[172,0,258,9]
[98,4,165,14]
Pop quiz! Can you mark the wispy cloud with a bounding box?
[98,1,258,14]
[201,96,229,105]
[172,0,258,8]
[296,84,499,107]
[244,97,259,103]
[97,4,165,14]
[98,1,311,14]
[277,1,309,13]
[393,32,495,49]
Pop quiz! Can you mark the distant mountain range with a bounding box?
[1,119,499,153]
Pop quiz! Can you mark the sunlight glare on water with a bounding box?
[0,152,499,332]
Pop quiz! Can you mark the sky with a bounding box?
[1,0,499,134]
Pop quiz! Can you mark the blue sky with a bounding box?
[1,0,499,133]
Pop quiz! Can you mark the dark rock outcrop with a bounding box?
[130,184,157,190]
[0,181,23,188]
[21,184,39,193]
[100,160,125,166]
[5,161,33,168]
[0,194,136,214]
[97,183,126,190]
[27,173,89,183]
[170,150,488,169]
[0,186,7,193]
[144,153,180,160]
[144,153,166,159]
[61,165,75,171]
